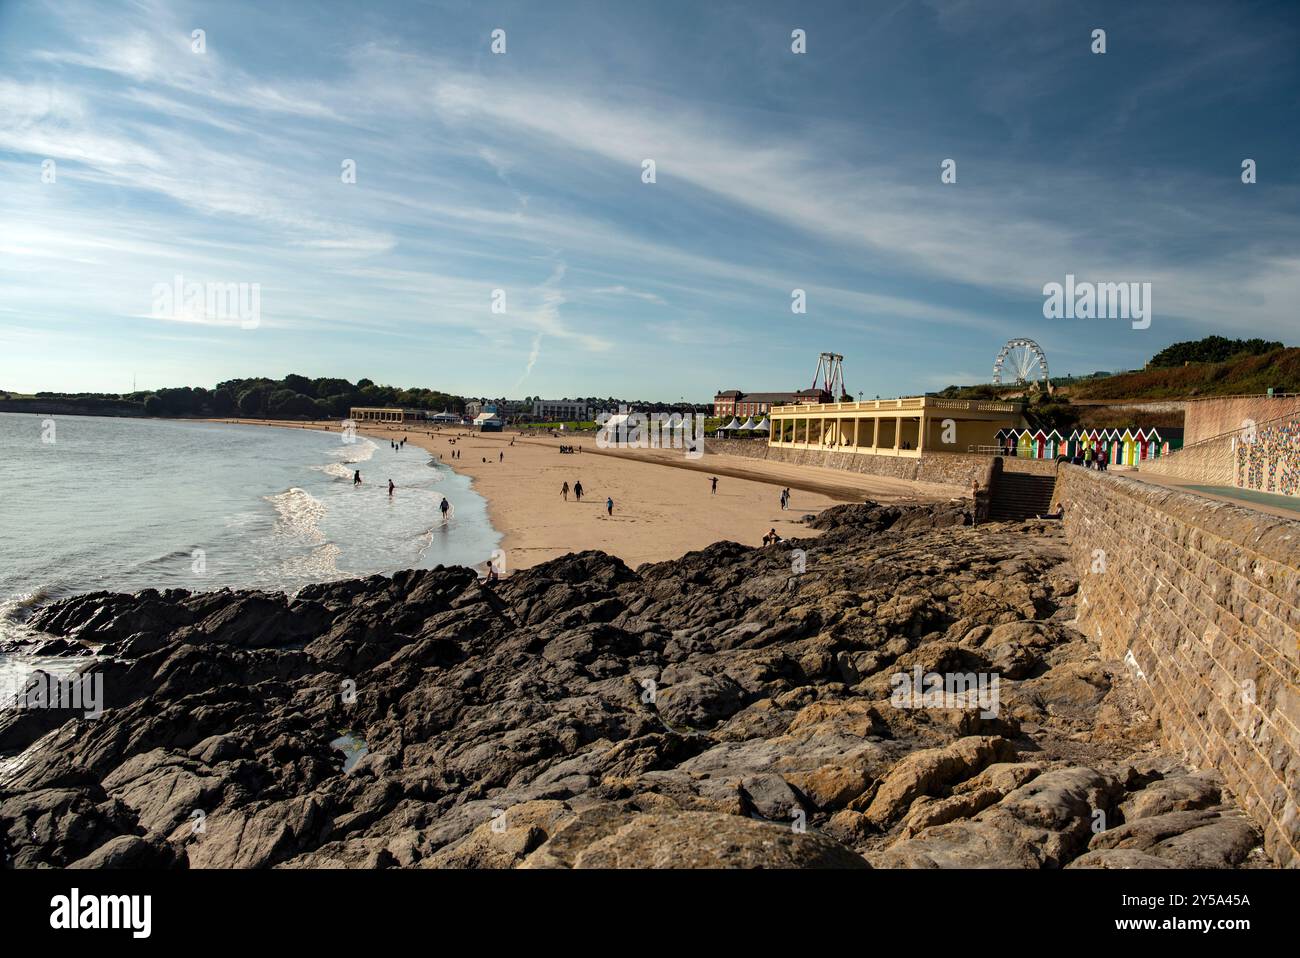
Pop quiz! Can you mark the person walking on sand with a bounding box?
[388,479,395,497]
[353,470,362,486]
[606,496,614,517]
[499,451,503,462]
[710,476,718,494]
[561,481,569,501]
[779,489,788,510]
[574,480,583,501]
[440,497,451,521]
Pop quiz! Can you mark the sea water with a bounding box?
[0,413,499,651]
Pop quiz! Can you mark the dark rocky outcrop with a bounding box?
[0,503,1266,868]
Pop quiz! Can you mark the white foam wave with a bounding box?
[313,462,354,480]
[264,487,327,544]
[336,438,378,465]
[0,588,56,622]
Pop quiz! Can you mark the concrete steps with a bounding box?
[988,472,1057,520]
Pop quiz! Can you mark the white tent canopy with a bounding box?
[737,417,757,431]
[753,417,771,432]
[718,417,742,432]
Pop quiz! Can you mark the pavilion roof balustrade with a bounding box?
[771,397,1022,416]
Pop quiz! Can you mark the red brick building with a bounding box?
[713,388,829,418]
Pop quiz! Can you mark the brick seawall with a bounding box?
[1058,465,1300,865]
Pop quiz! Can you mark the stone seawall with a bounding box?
[1058,465,1300,865]
[1139,434,1235,485]
[706,439,1062,487]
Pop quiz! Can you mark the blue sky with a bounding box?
[1,0,1297,400]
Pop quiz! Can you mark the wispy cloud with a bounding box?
[2,0,1296,396]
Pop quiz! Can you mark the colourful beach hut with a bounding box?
[1103,429,1121,465]
[1016,430,1034,459]
[1117,428,1137,466]
[1046,429,1065,459]
[1135,427,1154,461]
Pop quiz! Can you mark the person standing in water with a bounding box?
[561,481,569,500]
[353,470,362,485]
[388,479,395,497]
[439,497,450,521]
[606,496,614,517]
[574,481,583,501]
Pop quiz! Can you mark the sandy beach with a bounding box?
[211,419,967,569]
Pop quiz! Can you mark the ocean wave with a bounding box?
[0,586,76,645]
[130,547,198,569]
[313,462,354,480]
[264,487,327,544]
[0,588,59,623]
[335,438,377,465]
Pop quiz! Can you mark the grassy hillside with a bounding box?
[1071,348,1300,400]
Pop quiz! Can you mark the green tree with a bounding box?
[212,388,237,416]
[238,384,273,417]
[282,373,315,397]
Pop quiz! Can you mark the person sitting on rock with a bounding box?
[1037,501,1065,520]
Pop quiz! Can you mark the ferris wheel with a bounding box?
[993,338,1050,387]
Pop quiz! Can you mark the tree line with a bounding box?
[30,376,465,420]
[1147,336,1283,368]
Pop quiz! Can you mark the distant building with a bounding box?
[473,411,504,432]
[533,399,595,422]
[713,389,829,418]
[350,407,428,423]
[770,394,1023,457]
